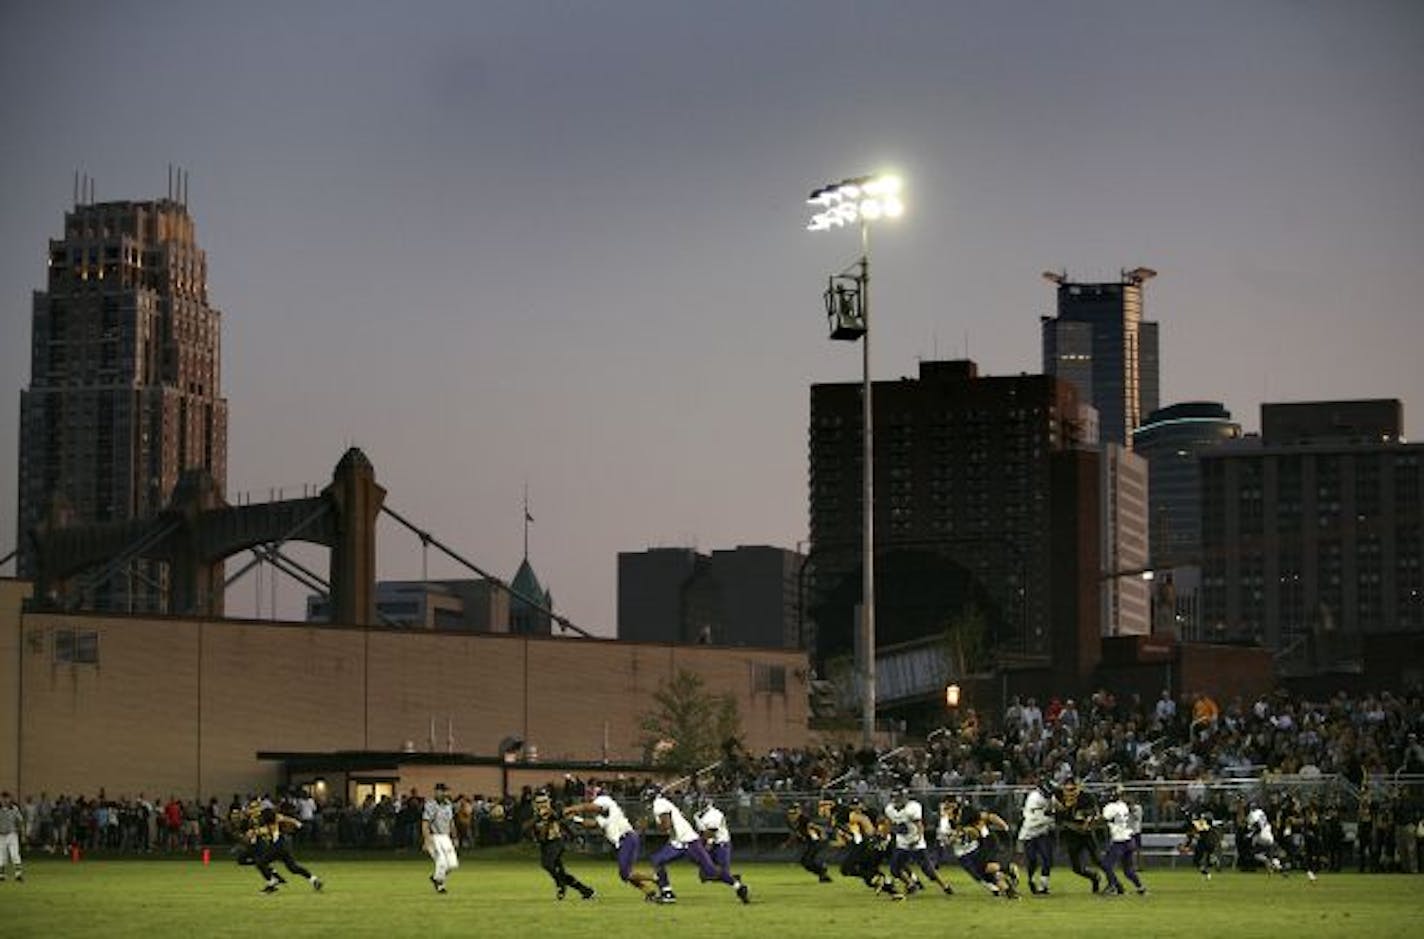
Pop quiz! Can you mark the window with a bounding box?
[752,663,787,695]
[53,628,100,664]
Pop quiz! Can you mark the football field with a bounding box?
[4,851,1417,939]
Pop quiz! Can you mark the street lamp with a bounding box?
[806,171,905,748]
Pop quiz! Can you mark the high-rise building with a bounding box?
[1041,268,1159,447]
[617,545,804,648]
[1200,400,1423,661]
[16,190,228,612]
[1100,443,1150,636]
[1132,402,1242,567]
[807,359,1100,674]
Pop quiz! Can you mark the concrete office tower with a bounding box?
[1101,443,1150,636]
[16,185,228,612]
[617,545,804,648]
[1132,402,1242,567]
[808,360,1100,672]
[1041,268,1159,447]
[1200,399,1423,659]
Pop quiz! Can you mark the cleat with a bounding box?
[581,888,597,901]
[942,884,954,896]
[659,889,677,904]
[890,890,907,902]
[262,881,279,894]
[1307,871,1318,882]
[557,886,566,900]
[1090,877,1101,894]
[312,877,323,892]
[818,873,833,883]
[1136,887,1148,896]
[736,881,750,904]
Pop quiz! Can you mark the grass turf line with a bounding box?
[4,853,1418,939]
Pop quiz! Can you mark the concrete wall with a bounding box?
[0,580,34,793]
[0,602,808,801]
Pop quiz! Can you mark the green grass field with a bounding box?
[4,851,1417,939]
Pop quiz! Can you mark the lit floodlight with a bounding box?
[805,173,905,233]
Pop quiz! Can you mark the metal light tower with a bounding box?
[806,172,904,747]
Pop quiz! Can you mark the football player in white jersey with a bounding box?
[563,785,661,900]
[1017,778,1057,895]
[646,787,749,904]
[1100,786,1146,896]
[884,788,953,896]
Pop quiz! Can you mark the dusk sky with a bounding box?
[2,1,1422,635]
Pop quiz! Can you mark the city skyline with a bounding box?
[2,1,1422,636]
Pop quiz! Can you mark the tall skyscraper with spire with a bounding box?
[1041,268,1159,447]
[16,175,228,611]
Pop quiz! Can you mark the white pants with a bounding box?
[0,833,20,872]
[429,833,458,881]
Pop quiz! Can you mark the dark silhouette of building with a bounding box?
[617,545,803,648]
[1132,402,1242,567]
[17,188,227,612]
[307,578,514,631]
[1041,268,1159,447]
[1200,399,1423,668]
[807,359,1101,683]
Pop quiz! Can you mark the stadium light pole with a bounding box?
[806,172,905,748]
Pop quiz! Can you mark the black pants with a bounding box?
[539,840,591,896]
[1061,831,1102,886]
[257,838,313,883]
[798,840,828,877]
[1193,833,1221,873]
[839,841,883,887]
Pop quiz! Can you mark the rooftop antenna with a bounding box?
[168,163,173,201]
[73,170,79,207]
[522,482,533,561]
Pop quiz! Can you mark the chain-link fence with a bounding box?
[566,774,1424,869]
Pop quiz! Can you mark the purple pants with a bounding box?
[650,839,731,886]
[890,846,938,880]
[615,831,642,881]
[1102,839,1142,892]
[705,841,733,881]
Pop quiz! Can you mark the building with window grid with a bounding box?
[806,359,1101,676]
[16,193,227,612]
[1199,400,1423,660]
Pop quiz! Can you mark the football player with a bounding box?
[529,790,595,900]
[1054,780,1105,892]
[1017,777,1057,895]
[1245,800,1286,874]
[251,806,322,894]
[1181,806,1222,879]
[833,796,901,898]
[785,801,834,883]
[563,785,661,901]
[946,801,1019,899]
[1100,785,1146,896]
[884,787,953,897]
[646,786,748,905]
[693,795,734,885]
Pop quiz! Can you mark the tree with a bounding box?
[942,604,989,678]
[637,669,742,775]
